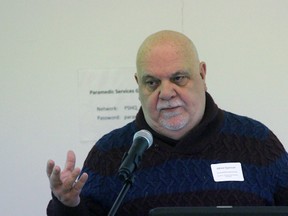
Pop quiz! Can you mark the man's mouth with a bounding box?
[161,106,180,111]
[157,99,184,111]
[160,107,183,118]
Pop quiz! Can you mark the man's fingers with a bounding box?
[62,169,88,193]
[64,150,76,171]
[49,165,62,188]
[61,167,81,189]
[73,173,89,192]
[46,159,55,178]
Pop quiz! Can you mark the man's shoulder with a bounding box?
[221,110,270,139]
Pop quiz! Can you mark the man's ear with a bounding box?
[199,62,207,80]
[199,62,207,91]
[134,73,139,84]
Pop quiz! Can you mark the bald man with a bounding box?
[135,30,207,140]
[47,30,288,216]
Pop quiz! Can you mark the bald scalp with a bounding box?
[136,30,200,72]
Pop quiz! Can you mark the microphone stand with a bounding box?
[108,174,135,216]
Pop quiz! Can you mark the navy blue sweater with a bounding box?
[47,93,288,216]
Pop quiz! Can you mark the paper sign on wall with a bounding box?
[78,68,140,143]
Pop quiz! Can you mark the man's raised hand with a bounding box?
[46,150,88,207]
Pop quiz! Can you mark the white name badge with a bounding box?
[211,162,244,182]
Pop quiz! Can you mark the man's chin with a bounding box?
[159,120,188,131]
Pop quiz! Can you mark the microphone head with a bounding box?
[133,129,153,148]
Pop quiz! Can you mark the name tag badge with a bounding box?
[211,162,244,182]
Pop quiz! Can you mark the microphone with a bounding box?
[118,130,153,181]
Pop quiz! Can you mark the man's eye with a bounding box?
[172,75,189,86]
[145,80,159,91]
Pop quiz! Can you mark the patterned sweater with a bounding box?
[47,93,288,216]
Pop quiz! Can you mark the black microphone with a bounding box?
[118,130,153,181]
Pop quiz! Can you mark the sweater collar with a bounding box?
[135,92,223,153]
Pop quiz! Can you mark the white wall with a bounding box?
[0,0,287,215]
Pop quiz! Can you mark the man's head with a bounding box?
[135,30,207,140]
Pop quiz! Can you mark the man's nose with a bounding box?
[158,81,176,100]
